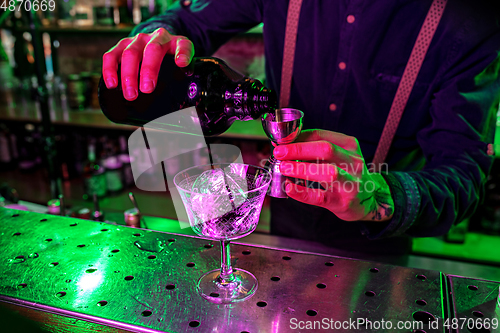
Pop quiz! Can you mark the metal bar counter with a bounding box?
[0,208,498,332]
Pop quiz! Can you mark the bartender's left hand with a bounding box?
[275,129,394,222]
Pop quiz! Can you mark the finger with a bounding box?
[121,33,150,100]
[280,161,343,184]
[102,38,133,89]
[285,181,342,209]
[296,129,360,152]
[274,141,361,168]
[140,31,171,93]
[174,37,194,67]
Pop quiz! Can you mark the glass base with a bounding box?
[196,268,258,304]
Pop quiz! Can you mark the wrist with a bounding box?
[361,173,394,222]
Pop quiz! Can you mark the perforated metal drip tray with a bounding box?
[0,208,446,333]
[447,275,500,333]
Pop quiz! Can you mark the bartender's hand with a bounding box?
[102,27,194,101]
[275,129,395,222]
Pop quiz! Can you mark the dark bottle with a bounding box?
[98,56,277,136]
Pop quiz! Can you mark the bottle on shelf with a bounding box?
[118,136,134,188]
[57,0,76,27]
[132,0,155,24]
[17,124,41,173]
[0,39,14,106]
[0,126,13,171]
[103,156,124,195]
[116,0,133,25]
[83,141,108,199]
[80,72,92,108]
[98,55,277,137]
[73,0,95,26]
[90,73,102,109]
[0,183,20,207]
[93,0,116,26]
[67,74,86,110]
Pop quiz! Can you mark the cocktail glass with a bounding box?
[174,163,271,304]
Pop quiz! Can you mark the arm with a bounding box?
[275,30,500,239]
[131,0,264,56]
[371,51,500,239]
[103,0,263,100]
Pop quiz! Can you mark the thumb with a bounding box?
[174,37,195,67]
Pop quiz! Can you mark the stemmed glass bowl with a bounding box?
[174,163,271,304]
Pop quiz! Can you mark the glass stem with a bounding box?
[220,240,235,283]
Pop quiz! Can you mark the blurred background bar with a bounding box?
[0,1,499,272]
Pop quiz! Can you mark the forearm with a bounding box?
[131,0,263,56]
[404,161,491,237]
[361,151,493,240]
[360,172,394,222]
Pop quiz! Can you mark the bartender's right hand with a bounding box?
[102,27,194,101]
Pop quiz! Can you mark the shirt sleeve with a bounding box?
[130,0,264,56]
[362,38,500,239]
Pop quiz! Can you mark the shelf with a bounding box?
[0,24,133,35]
[1,23,263,36]
[0,98,268,139]
[39,25,135,35]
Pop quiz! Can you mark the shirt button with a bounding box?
[338,62,346,70]
[329,103,337,111]
[347,15,355,24]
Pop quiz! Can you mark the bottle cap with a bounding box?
[124,208,141,228]
[47,199,60,215]
[92,209,104,222]
[76,207,91,219]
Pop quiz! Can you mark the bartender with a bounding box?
[102,0,500,258]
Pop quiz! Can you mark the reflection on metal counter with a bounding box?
[446,275,500,333]
[0,208,499,332]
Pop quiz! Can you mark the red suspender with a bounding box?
[280,0,448,170]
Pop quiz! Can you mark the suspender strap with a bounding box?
[280,0,448,169]
[372,0,448,170]
[279,0,304,108]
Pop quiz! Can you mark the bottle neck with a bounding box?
[224,78,277,121]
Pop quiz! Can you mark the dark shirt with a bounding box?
[132,0,500,249]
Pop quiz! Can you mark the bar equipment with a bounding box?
[75,207,91,219]
[124,192,147,229]
[102,156,123,195]
[124,207,141,228]
[46,199,60,215]
[261,108,304,198]
[4,208,495,332]
[174,163,271,304]
[92,193,104,222]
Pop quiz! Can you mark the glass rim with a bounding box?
[173,163,272,196]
